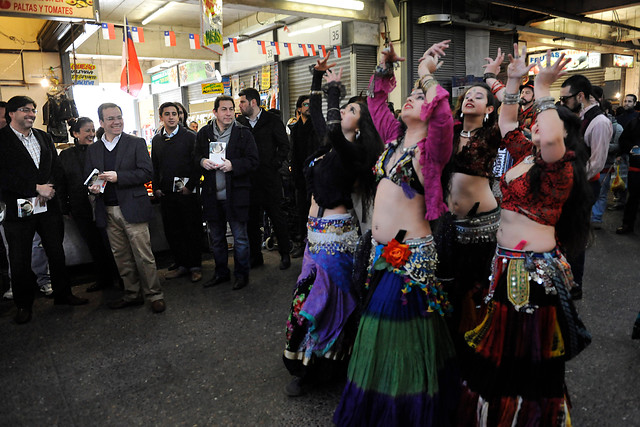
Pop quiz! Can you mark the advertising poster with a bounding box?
[71,63,98,86]
[201,0,223,54]
[0,0,94,20]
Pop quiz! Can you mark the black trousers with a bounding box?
[159,193,202,270]
[248,179,291,258]
[622,170,640,228]
[72,214,120,286]
[569,179,601,286]
[293,177,310,243]
[4,211,71,310]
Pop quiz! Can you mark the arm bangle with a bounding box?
[502,92,520,104]
[309,90,323,96]
[421,78,438,93]
[535,96,555,105]
[483,72,497,80]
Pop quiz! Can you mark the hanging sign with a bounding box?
[71,63,98,86]
[222,76,231,96]
[1,0,95,20]
[201,0,223,54]
[201,82,224,95]
[261,65,270,90]
[151,67,179,94]
[527,50,601,75]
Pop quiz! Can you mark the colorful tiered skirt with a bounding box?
[283,214,360,380]
[458,246,574,427]
[334,236,460,427]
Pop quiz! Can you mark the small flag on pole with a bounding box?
[228,38,238,52]
[284,42,293,56]
[333,45,342,58]
[189,33,200,49]
[308,44,316,56]
[299,44,308,56]
[270,41,281,56]
[164,31,176,47]
[101,23,116,40]
[130,27,144,43]
[320,45,327,57]
[257,41,267,54]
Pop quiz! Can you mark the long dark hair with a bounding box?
[527,106,591,257]
[454,82,499,133]
[333,101,383,216]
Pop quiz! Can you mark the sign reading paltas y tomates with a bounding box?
[0,0,94,20]
[200,0,222,54]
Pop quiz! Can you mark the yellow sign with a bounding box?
[2,0,95,20]
[261,65,270,90]
[201,82,224,95]
[71,63,98,86]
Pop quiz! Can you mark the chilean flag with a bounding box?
[101,23,115,40]
[121,20,144,97]
[270,41,281,56]
[189,33,200,50]
[307,44,317,56]
[257,40,267,54]
[283,42,293,56]
[164,30,176,47]
[131,26,144,43]
[320,45,327,57]
[298,43,308,56]
[334,45,342,58]
[228,37,238,52]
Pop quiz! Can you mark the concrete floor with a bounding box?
[0,209,639,426]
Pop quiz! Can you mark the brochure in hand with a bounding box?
[84,168,106,193]
[209,141,227,165]
[17,197,47,218]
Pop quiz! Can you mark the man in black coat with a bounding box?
[0,96,88,324]
[85,103,165,313]
[152,102,202,283]
[196,96,258,290]
[237,88,291,270]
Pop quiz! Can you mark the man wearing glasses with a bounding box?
[85,103,166,313]
[289,95,320,258]
[0,96,89,324]
[560,75,613,300]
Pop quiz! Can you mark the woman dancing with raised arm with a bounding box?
[283,55,383,396]
[459,47,591,426]
[334,41,458,426]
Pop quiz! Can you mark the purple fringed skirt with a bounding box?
[283,214,360,378]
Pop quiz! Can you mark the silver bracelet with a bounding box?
[310,90,323,96]
[535,96,555,105]
[502,92,520,104]
[535,101,557,114]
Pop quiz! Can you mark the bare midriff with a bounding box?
[497,210,557,252]
[448,172,497,217]
[309,196,348,217]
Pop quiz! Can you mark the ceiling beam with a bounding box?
[223,0,382,22]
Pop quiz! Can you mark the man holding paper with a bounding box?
[85,102,166,313]
[151,102,202,282]
[0,96,88,324]
[195,96,258,290]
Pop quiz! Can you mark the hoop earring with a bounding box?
[484,113,489,123]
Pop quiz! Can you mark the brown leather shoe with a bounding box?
[151,299,166,313]
[165,268,187,280]
[190,271,202,282]
[108,298,144,309]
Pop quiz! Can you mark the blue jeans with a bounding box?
[207,201,250,278]
[591,170,612,223]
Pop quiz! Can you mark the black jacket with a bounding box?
[151,125,199,194]
[0,126,62,221]
[619,117,640,169]
[195,121,258,222]
[290,117,321,183]
[58,143,93,219]
[84,133,154,227]
[236,110,289,188]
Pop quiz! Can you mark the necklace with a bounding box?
[401,143,417,153]
[523,155,535,164]
[459,127,482,138]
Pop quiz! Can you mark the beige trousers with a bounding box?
[106,206,163,302]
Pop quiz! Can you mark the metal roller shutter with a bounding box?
[286,47,352,120]
[156,88,182,106]
[550,68,606,93]
[352,44,378,97]
[187,80,216,103]
[411,3,466,95]
[489,32,515,60]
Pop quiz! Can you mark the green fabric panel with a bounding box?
[346,313,455,397]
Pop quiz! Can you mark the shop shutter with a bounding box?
[411,3,466,95]
[187,79,216,104]
[489,31,515,60]
[286,47,352,120]
[352,44,378,97]
[550,68,606,94]
[155,88,182,106]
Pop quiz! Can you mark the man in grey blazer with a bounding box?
[85,103,165,313]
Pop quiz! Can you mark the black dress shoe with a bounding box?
[251,256,264,268]
[14,308,32,324]
[54,294,89,306]
[279,254,291,270]
[232,276,248,290]
[291,246,305,259]
[108,298,144,309]
[570,285,583,300]
[203,275,230,288]
[86,282,109,293]
[616,224,633,234]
